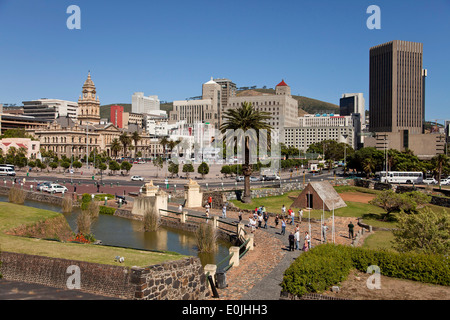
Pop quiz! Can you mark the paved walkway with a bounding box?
[170,204,368,300]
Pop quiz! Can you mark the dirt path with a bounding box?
[323,269,450,300]
[339,192,376,204]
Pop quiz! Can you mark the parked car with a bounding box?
[235,176,244,182]
[138,161,146,164]
[422,177,437,185]
[38,181,52,191]
[439,178,450,185]
[46,184,68,194]
[249,176,260,182]
[262,175,281,181]
[131,175,144,181]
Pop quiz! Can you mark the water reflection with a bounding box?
[0,196,230,266]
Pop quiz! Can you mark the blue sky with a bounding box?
[0,0,449,122]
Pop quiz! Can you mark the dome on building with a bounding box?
[276,79,289,87]
[204,77,217,85]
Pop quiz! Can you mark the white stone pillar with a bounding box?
[229,246,240,267]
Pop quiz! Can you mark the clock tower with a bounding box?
[78,72,101,125]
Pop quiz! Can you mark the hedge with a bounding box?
[281,244,450,297]
[99,206,116,215]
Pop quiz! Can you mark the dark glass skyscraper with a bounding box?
[369,40,424,135]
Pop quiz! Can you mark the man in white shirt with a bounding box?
[294,230,300,250]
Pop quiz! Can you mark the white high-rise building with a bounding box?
[132,92,160,114]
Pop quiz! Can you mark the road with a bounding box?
[11,169,342,192]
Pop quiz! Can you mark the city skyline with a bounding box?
[0,0,449,122]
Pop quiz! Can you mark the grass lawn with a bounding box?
[0,202,187,267]
[362,231,396,251]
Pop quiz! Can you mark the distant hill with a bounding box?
[236,88,339,116]
[100,104,131,120]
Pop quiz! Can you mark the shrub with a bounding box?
[195,223,217,253]
[87,201,99,219]
[76,210,92,235]
[8,187,26,204]
[281,243,450,297]
[143,208,160,232]
[99,206,116,215]
[62,194,73,213]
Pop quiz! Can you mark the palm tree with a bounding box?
[167,138,181,159]
[159,136,169,159]
[362,157,376,178]
[131,131,141,160]
[432,154,449,185]
[220,101,272,203]
[111,138,121,160]
[119,132,131,158]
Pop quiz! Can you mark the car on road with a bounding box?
[138,161,146,164]
[439,178,450,185]
[131,175,144,181]
[235,176,244,182]
[261,174,280,181]
[422,177,437,185]
[46,184,68,194]
[249,176,260,182]
[38,181,52,191]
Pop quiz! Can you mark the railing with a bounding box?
[158,206,255,296]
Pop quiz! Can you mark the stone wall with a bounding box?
[0,251,210,300]
[0,251,136,299]
[0,186,68,206]
[131,257,210,300]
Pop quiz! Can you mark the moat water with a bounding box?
[1,196,231,266]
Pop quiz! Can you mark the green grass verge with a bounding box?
[0,202,187,267]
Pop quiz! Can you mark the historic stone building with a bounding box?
[28,73,158,159]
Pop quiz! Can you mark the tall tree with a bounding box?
[220,101,272,203]
[131,131,142,160]
[431,154,449,185]
[119,132,132,158]
[159,136,169,159]
[110,138,121,160]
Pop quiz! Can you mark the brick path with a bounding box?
[192,206,369,300]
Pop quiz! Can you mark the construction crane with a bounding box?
[433,119,445,133]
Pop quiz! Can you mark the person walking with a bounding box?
[208,196,212,209]
[304,231,310,251]
[322,222,328,243]
[222,204,227,219]
[281,204,286,217]
[294,229,300,250]
[281,217,286,235]
[348,221,355,240]
[288,232,295,251]
[238,210,243,223]
[289,208,295,225]
[263,211,268,229]
[298,208,303,224]
[275,214,279,228]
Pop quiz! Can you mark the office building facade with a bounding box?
[132,92,160,114]
[369,40,424,135]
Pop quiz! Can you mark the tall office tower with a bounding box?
[132,92,160,114]
[340,93,365,118]
[369,40,424,135]
[214,78,236,122]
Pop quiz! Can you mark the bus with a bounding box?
[379,171,423,184]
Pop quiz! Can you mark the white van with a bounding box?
[0,166,16,176]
